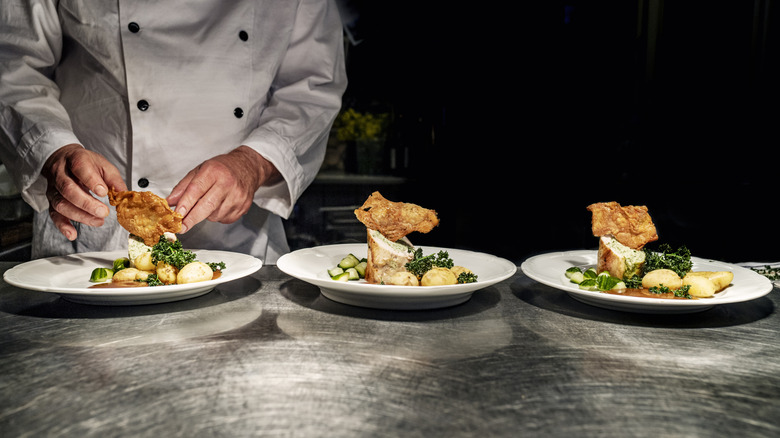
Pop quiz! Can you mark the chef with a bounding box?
[0,0,347,264]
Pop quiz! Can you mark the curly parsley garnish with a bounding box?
[150,236,196,270]
[643,244,693,278]
[405,249,454,279]
[457,271,478,284]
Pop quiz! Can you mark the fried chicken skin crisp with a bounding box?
[108,188,182,246]
[354,191,439,242]
[587,201,658,249]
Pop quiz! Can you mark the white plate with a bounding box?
[3,250,262,305]
[521,250,774,314]
[277,244,517,310]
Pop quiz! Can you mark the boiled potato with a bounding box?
[177,262,214,284]
[642,269,683,290]
[682,274,718,297]
[156,261,178,285]
[384,271,419,286]
[685,271,733,291]
[112,267,140,282]
[133,252,155,271]
[421,267,457,286]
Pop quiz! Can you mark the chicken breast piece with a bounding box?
[108,188,183,246]
[354,192,439,242]
[587,201,658,249]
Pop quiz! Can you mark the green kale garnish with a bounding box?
[643,243,693,278]
[405,249,454,279]
[151,236,196,270]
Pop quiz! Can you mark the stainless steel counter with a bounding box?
[2,262,779,437]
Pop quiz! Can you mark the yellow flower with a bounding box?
[334,108,389,141]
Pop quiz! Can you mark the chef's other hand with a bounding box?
[42,143,128,241]
[167,146,281,233]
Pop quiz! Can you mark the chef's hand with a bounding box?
[42,143,127,241]
[167,146,281,233]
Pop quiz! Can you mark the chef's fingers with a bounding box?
[206,194,252,224]
[48,209,77,241]
[99,156,128,193]
[167,169,197,213]
[178,180,221,233]
[44,144,121,218]
[45,182,107,243]
[169,165,216,232]
[44,175,108,227]
[46,182,108,227]
[60,146,122,201]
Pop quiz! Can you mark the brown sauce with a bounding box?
[89,280,148,289]
[603,288,698,300]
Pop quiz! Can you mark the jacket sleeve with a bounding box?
[0,0,82,212]
[240,0,347,219]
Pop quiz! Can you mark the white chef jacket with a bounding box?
[0,0,347,263]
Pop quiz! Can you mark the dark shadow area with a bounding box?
[319,1,780,265]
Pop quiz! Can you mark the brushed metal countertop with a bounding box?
[1,262,778,437]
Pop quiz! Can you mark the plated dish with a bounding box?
[277,244,516,310]
[3,250,262,305]
[521,250,773,314]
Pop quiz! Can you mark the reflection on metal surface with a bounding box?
[0,276,264,347]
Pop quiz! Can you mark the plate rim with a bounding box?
[520,249,774,309]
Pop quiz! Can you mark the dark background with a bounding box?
[327,0,779,264]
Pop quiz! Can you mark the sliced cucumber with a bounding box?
[328,267,344,277]
[354,261,367,278]
[331,271,351,281]
[338,254,360,269]
[565,267,582,279]
[346,267,360,280]
[568,271,585,284]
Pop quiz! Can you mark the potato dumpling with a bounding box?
[134,270,155,281]
[421,267,457,286]
[384,271,419,286]
[177,262,214,284]
[685,271,734,291]
[682,271,733,297]
[156,261,178,285]
[642,269,683,290]
[682,274,718,297]
[112,267,141,282]
[133,252,155,271]
[450,266,472,277]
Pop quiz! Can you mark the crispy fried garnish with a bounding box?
[354,191,439,242]
[587,201,658,249]
[108,188,182,246]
